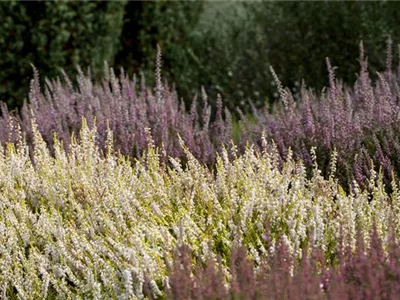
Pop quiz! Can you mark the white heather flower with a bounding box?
[150,202,163,217]
[249,245,260,265]
[201,241,210,263]
[133,271,144,299]
[92,282,102,300]
[123,269,133,298]
[54,266,65,279]
[150,280,162,298]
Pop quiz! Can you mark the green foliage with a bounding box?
[144,1,400,112]
[249,1,396,95]
[0,1,126,108]
[183,2,270,111]
[115,0,204,97]
[3,1,400,114]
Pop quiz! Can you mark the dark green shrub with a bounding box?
[0,0,126,108]
[183,3,267,111]
[248,1,397,98]
[115,0,204,98]
[133,1,400,112]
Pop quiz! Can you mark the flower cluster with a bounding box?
[169,225,400,300]
[3,44,400,190]
[240,42,400,190]
[0,118,398,298]
[0,64,232,167]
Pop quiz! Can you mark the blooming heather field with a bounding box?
[2,47,400,298]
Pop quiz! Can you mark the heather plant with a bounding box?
[168,225,400,300]
[0,117,399,297]
[5,43,400,191]
[239,41,400,191]
[0,55,233,167]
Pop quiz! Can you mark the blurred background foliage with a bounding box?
[1,0,400,112]
[0,0,126,108]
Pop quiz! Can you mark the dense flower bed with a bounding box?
[2,46,400,189]
[168,229,400,300]
[241,46,400,191]
[0,117,398,298]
